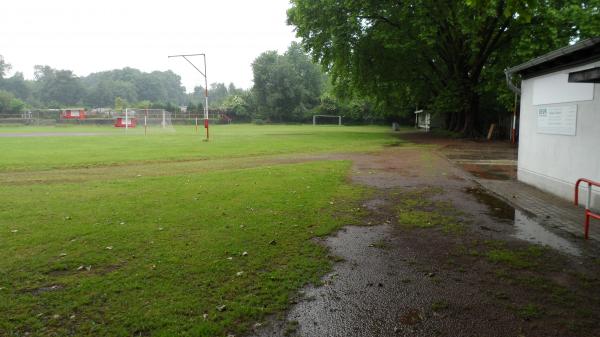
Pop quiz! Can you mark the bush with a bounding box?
[0,90,25,113]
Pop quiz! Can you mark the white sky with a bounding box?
[0,0,297,92]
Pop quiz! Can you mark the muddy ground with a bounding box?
[252,136,600,337]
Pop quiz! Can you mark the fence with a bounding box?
[0,109,233,126]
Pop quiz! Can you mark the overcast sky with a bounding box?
[0,0,297,92]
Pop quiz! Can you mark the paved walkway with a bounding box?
[476,178,599,242]
[436,138,598,243]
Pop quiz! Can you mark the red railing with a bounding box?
[575,178,600,239]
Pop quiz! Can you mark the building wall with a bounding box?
[518,61,600,210]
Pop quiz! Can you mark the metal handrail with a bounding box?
[574,178,600,239]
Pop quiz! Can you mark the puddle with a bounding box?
[466,187,581,256]
[362,198,387,211]
[466,187,515,220]
[513,209,581,256]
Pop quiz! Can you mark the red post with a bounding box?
[575,178,600,239]
[204,118,209,140]
[585,214,591,240]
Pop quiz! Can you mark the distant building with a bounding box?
[414,110,442,131]
[505,38,600,209]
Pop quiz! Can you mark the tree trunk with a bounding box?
[452,111,464,133]
[448,111,457,131]
[460,92,479,136]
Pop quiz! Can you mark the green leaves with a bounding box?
[288,0,599,133]
[251,43,324,122]
[0,90,25,113]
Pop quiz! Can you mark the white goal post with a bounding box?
[313,115,342,126]
[116,108,174,134]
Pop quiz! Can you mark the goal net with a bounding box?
[313,115,342,126]
[115,109,174,133]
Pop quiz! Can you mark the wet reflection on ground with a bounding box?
[466,187,581,256]
[513,209,581,256]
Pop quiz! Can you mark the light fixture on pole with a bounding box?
[168,53,210,141]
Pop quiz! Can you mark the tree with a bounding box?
[208,83,229,107]
[34,65,85,106]
[223,93,252,121]
[251,43,324,122]
[288,0,600,134]
[0,72,31,101]
[0,55,11,79]
[0,90,25,113]
[114,97,128,111]
[82,68,187,107]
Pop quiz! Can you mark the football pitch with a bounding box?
[0,124,395,336]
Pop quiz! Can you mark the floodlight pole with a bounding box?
[168,53,209,141]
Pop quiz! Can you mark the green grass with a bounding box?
[0,124,394,336]
[516,303,543,320]
[395,187,464,233]
[486,246,545,269]
[0,161,365,336]
[0,124,394,172]
[431,300,450,312]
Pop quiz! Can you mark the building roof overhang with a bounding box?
[506,37,600,80]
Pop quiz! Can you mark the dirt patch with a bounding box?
[21,284,65,295]
[252,142,600,337]
[460,163,516,180]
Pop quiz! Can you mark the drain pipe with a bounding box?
[505,70,521,145]
[504,69,521,95]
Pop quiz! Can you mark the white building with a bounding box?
[414,110,442,131]
[505,38,600,209]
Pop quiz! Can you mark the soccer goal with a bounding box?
[115,109,174,134]
[313,115,342,126]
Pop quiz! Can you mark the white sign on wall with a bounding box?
[532,72,594,105]
[536,105,577,136]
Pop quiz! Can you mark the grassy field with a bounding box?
[0,124,392,336]
[0,124,395,172]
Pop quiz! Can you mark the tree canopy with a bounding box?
[0,60,189,111]
[251,42,324,122]
[288,0,600,134]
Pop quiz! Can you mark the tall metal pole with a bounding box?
[168,53,210,141]
[203,54,209,141]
